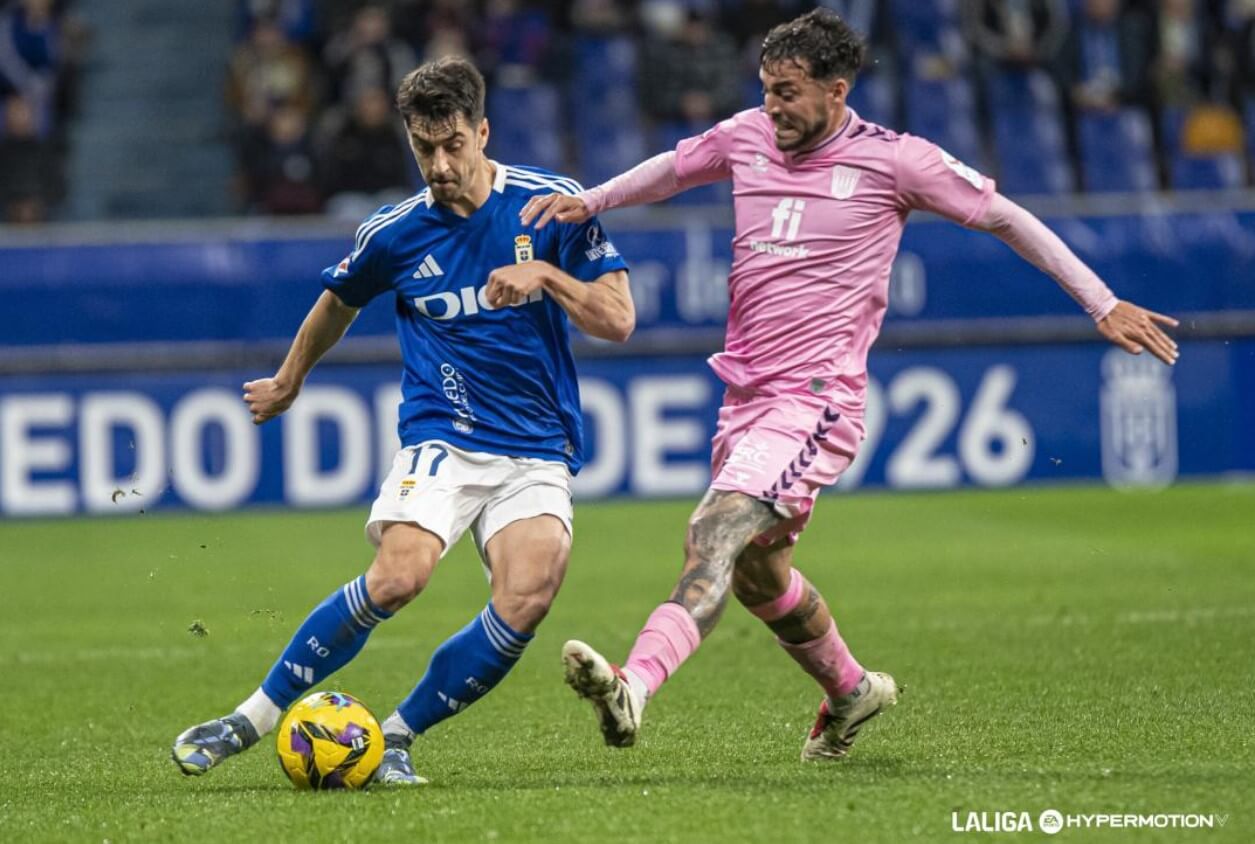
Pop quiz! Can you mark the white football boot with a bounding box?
[801,671,899,761]
[561,640,643,748]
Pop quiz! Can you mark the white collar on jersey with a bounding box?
[422,160,507,208]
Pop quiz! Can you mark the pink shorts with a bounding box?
[709,388,864,546]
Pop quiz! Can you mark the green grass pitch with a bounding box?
[1,484,1252,842]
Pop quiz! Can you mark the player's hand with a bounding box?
[1097,300,1180,366]
[243,376,300,424]
[485,262,550,308]
[519,193,590,229]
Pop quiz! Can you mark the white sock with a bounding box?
[381,711,416,743]
[234,687,282,735]
[621,667,650,709]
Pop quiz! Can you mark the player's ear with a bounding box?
[830,77,850,106]
[477,117,490,151]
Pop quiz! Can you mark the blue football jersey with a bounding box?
[321,163,628,473]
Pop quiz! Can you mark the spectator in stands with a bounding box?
[0,93,62,222]
[569,0,633,35]
[322,5,416,105]
[480,0,554,85]
[226,15,317,128]
[237,0,316,45]
[964,0,1070,69]
[318,84,410,215]
[239,103,323,214]
[1234,0,1255,101]
[1058,0,1154,111]
[1152,0,1216,105]
[0,0,59,127]
[639,8,741,123]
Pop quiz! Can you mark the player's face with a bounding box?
[760,60,848,152]
[407,115,488,204]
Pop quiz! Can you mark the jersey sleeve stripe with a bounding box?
[350,193,424,260]
[504,167,583,194]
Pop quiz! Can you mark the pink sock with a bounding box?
[779,619,865,698]
[623,603,701,696]
[746,568,805,622]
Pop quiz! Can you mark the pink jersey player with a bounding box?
[521,8,1178,762]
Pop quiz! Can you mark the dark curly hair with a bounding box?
[395,57,486,130]
[760,8,866,82]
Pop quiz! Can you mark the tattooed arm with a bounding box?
[670,490,781,638]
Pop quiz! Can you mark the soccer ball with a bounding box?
[276,691,384,790]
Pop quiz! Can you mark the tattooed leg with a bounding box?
[606,490,780,705]
[734,540,866,699]
[732,540,832,643]
[669,489,781,638]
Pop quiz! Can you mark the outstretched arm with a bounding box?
[519,152,684,229]
[485,263,634,342]
[243,290,359,423]
[973,193,1179,365]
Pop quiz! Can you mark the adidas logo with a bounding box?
[413,254,444,279]
[436,691,467,712]
[284,661,314,683]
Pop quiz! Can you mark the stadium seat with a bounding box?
[487,84,565,172]
[992,110,1074,195]
[984,69,1061,115]
[904,75,986,172]
[1078,109,1158,193]
[847,69,898,129]
[1170,154,1245,190]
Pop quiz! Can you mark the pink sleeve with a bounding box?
[673,117,735,185]
[895,135,996,226]
[974,194,1119,321]
[576,118,735,214]
[577,152,682,215]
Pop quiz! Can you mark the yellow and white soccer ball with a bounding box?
[276,691,383,790]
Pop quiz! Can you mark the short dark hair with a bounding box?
[395,57,486,130]
[760,8,865,82]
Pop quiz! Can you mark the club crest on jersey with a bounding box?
[514,234,533,264]
[830,165,861,200]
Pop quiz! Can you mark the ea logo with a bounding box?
[1038,809,1063,835]
[586,225,604,248]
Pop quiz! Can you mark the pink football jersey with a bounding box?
[673,107,996,418]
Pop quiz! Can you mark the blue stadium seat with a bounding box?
[487,84,564,172]
[1078,109,1158,192]
[847,70,898,128]
[577,124,646,188]
[992,111,1073,195]
[984,69,1061,115]
[904,76,986,172]
[1170,154,1244,190]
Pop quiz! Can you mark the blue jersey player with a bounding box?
[172,57,634,785]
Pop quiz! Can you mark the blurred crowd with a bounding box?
[6,1,1255,223]
[0,0,85,223]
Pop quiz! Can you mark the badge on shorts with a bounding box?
[514,234,533,264]
[398,478,416,501]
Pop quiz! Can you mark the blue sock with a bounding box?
[260,575,392,708]
[392,602,532,736]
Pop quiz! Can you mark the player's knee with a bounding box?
[731,565,774,607]
[366,550,435,611]
[494,583,558,633]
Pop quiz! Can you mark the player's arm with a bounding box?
[971,194,1179,366]
[243,291,360,423]
[520,118,736,229]
[518,153,684,229]
[485,262,634,342]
